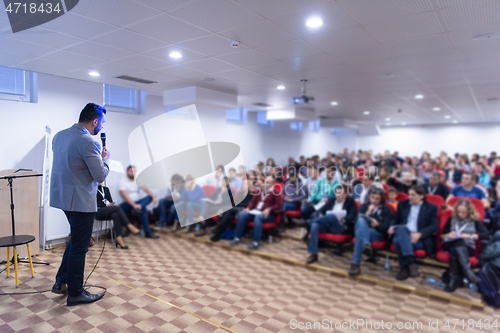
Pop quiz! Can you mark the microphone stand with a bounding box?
[0,170,50,275]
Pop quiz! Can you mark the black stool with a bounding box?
[0,235,35,288]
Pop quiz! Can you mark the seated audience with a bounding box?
[473,162,491,189]
[349,188,392,276]
[386,187,398,211]
[377,166,392,184]
[447,172,489,208]
[457,154,470,172]
[155,174,183,230]
[176,175,206,231]
[441,199,488,292]
[119,165,159,239]
[230,176,281,250]
[228,168,243,191]
[210,176,256,242]
[305,185,357,264]
[95,183,140,249]
[238,165,247,179]
[194,177,233,237]
[283,170,307,211]
[205,165,224,187]
[424,171,450,200]
[417,161,434,181]
[298,165,340,222]
[388,185,438,280]
[387,173,417,194]
[445,160,462,186]
[353,174,383,203]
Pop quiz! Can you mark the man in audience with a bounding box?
[298,165,340,222]
[119,165,159,239]
[473,162,491,189]
[283,170,307,212]
[230,176,281,250]
[353,174,383,204]
[228,168,243,191]
[205,165,224,187]
[388,185,438,280]
[424,171,449,201]
[387,173,417,194]
[305,185,357,264]
[393,151,404,165]
[488,152,497,166]
[417,161,434,181]
[444,160,463,186]
[155,174,183,229]
[447,172,489,208]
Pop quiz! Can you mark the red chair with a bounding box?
[447,197,484,221]
[382,183,389,196]
[356,167,365,180]
[354,200,360,211]
[435,209,481,267]
[425,194,445,211]
[386,203,397,215]
[202,185,217,198]
[285,203,301,218]
[396,192,408,201]
[390,244,426,258]
[318,200,360,253]
[233,192,284,233]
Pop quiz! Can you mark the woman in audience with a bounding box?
[474,162,491,189]
[441,199,488,292]
[95,183,140,249]
[266,158,276,168]
[388,185,438,280]
[377,166,391,184]
[176,175,206,232]
[489,157,500,181]
[444,160,463,186]
[349,188,392,276]
[410,156,420,168]
[457,154,470,172]
[305,185,357,264]
[419,151,431,164]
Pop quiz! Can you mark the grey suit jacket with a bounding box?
[50,124,109,213]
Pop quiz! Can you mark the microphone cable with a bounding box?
[0,236,107,296]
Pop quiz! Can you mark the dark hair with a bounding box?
[216,165,225,172]
[368,187,386,203]
[462,171,473,178]
[288,169,297,178]
[171,174,183,183]
[126,165,135,172]
[228,168,236,173]
[472,173,479,183]
[336,184,349,195]
[79,103,106,123]
[388,186,398,193]
[409,185,426,198]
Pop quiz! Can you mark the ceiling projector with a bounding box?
[293,79,315,104]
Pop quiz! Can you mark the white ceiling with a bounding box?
[0,0,499,126]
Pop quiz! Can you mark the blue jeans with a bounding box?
[196,201,219,231]
[307,214,344,254]
[351,216,385,265]
[300,200,319,219]
[120,196,152,234]
[234,210,275,244]
[392,226,425,267]
[283,201,299,211]
[158,198,175,226]
[176,201,202,225]
[56,211,95,297]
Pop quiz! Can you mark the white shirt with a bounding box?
[119,177,147,202]
[406,201,422,233]
[332,200,345,213]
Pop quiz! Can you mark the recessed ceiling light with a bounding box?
[433,107,441,111]
[169,51,182,59]
[331,101,338,106]
[89,71,100,77]
[277,85,285,90]
[363,111,370,115]
[452,120,458,124]
[385,118,390,121]
[386,123,391,126]
[402,122,406,125]
[444,115,451,119]
[306,17,323,28]
[414,94,424,99]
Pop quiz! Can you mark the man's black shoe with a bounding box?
[145,232,159,239]
[67,290,105,306]
[52,282,67,295]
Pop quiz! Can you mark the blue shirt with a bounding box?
[406,202,422,233]
[451,186,485,200]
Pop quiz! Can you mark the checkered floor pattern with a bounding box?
[0,227,497,333]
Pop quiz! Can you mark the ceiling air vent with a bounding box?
[115,75,157,84]
[253,102,273,108]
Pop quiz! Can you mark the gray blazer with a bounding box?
[50,124,109,213]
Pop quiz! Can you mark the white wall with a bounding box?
[357,124,500,158]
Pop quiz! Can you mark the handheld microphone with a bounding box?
[101,133,106,149]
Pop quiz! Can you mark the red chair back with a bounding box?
[354,200,360,211]
[425,194,445,211]
[437,209,452,252]
[396,192,409,201]
[386,203,396,215]
[356,167,365,180]
[202,185,217,198]
[382,183,389,195]
[230,188,238,201]
[447,197,484,221]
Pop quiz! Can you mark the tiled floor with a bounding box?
[0,229,497,333]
